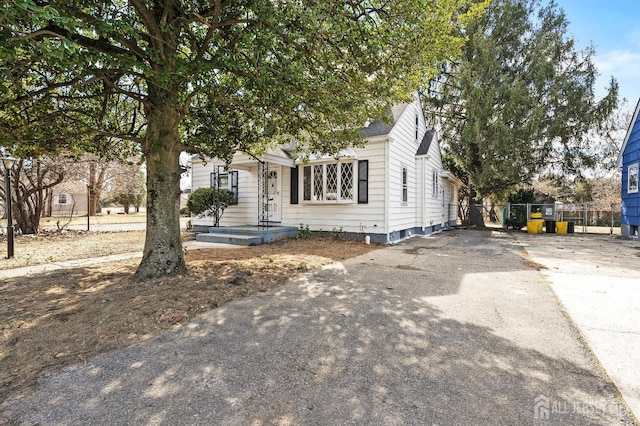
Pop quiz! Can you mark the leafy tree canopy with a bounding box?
[1,0,484,277]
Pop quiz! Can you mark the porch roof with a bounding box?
[229,147,295,170]
[295,147,358,163]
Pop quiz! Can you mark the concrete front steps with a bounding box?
[195,225,298,246]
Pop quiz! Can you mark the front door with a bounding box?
[266,167,281,222]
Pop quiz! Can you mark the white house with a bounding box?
[50,181,89,216]
[190,97,461,244]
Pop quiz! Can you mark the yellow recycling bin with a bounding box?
[556,221,568,234]
[527,221,538,234]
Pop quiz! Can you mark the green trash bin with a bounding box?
[567,222,575,233]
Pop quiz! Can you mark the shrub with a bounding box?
[187,188,234,225]
[332,226,346,240]
[507,189,543,229]
[297,223,311,239]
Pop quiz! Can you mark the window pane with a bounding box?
[219,173,229,189]
[402,167,408,203]
[313,164,324,201]
[432,171,438,196]
[341,163,354,200]
[303,166,311,201]
[630,165,639,193]
[358,160,368,204]
[267,170,277,195]
[326,163,338,200]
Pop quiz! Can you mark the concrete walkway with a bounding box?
[2,231,636,424]
[0,240,241,280]
[520,232,640,423]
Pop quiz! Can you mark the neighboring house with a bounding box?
[191,96,461,243]
[618,98,640,237]
[51,181,89,216]
[180,188,191,210]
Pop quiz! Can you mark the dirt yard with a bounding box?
[0,231,380,405]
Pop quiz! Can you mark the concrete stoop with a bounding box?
[195,225,298,246]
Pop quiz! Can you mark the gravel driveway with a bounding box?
[3,230,635,425]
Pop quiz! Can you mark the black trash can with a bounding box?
[545,220,556,233]
[567,222,575,233]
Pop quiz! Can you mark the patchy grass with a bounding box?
[0,234,380,405]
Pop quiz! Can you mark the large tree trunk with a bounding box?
[468,185,485,228]
[134,98,186,280]
[94,161,107,214]
[45,189,52,217]
[88,160,107,216]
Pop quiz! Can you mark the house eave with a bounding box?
[366,135,389,144]
[617,98,640,168]
[440,170,463,186]
[261,153,295,167]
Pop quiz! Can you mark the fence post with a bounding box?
[611,203,614,234]
[526,203,531,221]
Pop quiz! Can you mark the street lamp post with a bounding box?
[2,155,16,259]
[87,184,91,231]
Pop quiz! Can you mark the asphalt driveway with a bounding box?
[520,232,640,423]
[2,230,636,425]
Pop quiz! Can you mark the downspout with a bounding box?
[421,157,426,232]
[385,138,391,244]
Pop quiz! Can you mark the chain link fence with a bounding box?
[464,202,622,234]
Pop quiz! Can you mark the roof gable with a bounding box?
[618,98,640,168]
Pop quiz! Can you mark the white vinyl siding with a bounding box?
[443,180,458,226]
[387,102,422,233]
[282,141,386,234]
[191,158,257,227]
[416,128,450,231]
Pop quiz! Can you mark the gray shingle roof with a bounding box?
[360,103,409,138]
[361,120,395,138]
[416,129,436,156]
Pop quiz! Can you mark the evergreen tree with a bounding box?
[424,0,618,227]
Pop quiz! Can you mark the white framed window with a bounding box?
[629,163,639,194]
[302,161,355,203]
[210,170,239,204]
[57,194,67,204]
[432,170,439,197]
[402,165,408,204]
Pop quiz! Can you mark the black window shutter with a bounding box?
[358,160,368,204]
[230,171,239,204]
[290,166,299,204]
